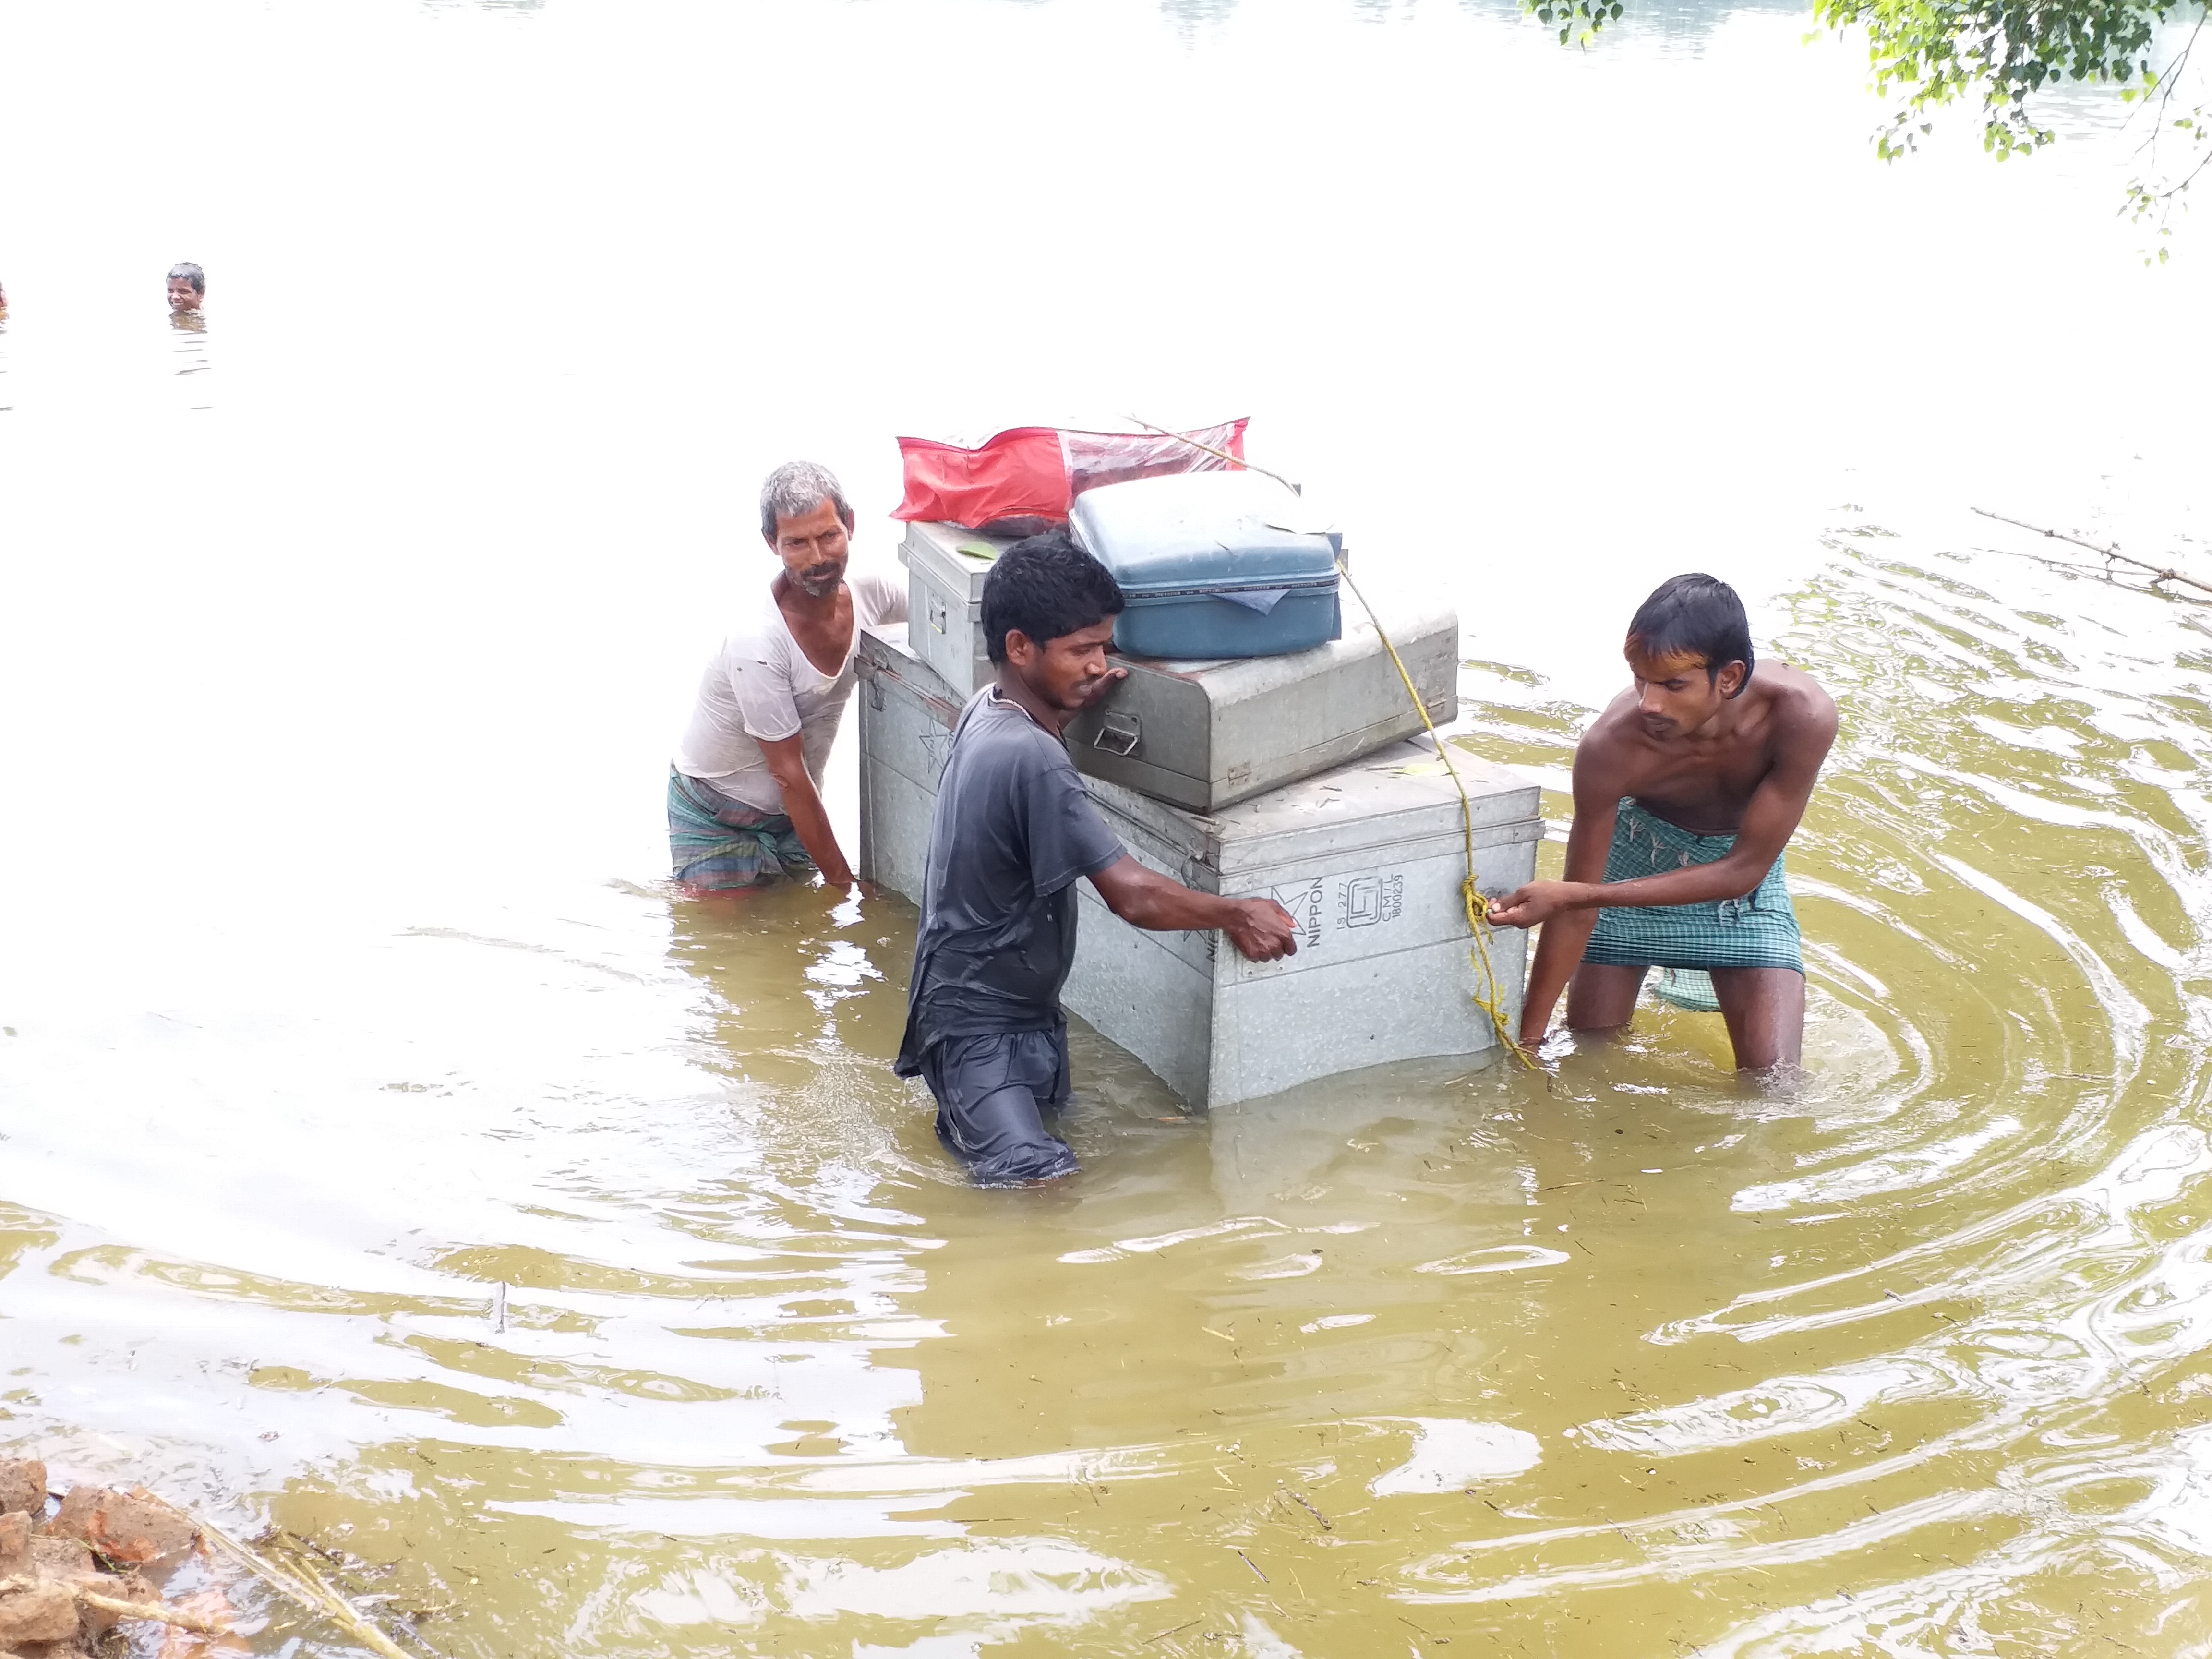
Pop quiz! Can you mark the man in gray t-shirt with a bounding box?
[895,530,1298,1185]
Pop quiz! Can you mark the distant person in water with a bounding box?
[894,531,1298,1185]
[167,263,205,329]
[669,461,907,892]
[1488,574,1837,1071]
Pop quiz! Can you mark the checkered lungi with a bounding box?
[1582,798,1803,975]
[666,767,816,890]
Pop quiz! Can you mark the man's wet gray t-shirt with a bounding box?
[896,690,1126,1070]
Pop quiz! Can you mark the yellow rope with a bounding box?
[1119,416,1532,1069]
[1336,562,1535,1070]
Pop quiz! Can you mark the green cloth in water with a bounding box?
[1653,966,1722,1012]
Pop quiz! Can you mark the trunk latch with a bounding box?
[1093,711,1142,757]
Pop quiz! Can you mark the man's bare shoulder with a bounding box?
[1750,661,1839,734]
[1578,689,1643,746]
[1570,690,1648,783]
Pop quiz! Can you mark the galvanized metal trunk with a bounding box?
[1064,604,1460,811]
[857,625,1542,1108]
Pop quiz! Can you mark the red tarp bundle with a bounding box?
[893,419,1250,533]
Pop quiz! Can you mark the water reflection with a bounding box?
[622,522,2212,1650]
[0,0,2208,1650]
[1423,529,2212,1647]
[6,520,2212,1648]
[169,310,212,412]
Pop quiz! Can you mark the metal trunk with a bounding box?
[856,625,1542,1108]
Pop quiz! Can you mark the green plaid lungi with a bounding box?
[1582,798,1802,981]
[667,767,816,890]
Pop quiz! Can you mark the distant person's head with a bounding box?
[758,461,854,600]
[981,529,1125,712]
[167,263,205,313]
[1624,573,1755,737]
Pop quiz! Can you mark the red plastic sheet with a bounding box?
[893,419,1250,534]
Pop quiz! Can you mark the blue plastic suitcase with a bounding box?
[1068,472,1342,659]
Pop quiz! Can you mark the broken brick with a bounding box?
[30,1534,94,1577]
[0,1581,81,1647]
[0,1457,45,1518]
[47,1487,198,1573]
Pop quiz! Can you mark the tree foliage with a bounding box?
[1529,0,2211,251]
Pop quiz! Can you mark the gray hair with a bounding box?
[758,460,853,543]
[167,262,205,294]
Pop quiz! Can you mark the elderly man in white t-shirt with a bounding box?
[670,461,908,891]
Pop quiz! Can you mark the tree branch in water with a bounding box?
[1972,506,2212,599]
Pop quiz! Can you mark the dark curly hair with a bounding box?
[980,528,1125,665]
[1627,573,1755,697]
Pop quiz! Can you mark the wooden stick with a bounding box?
[0,1575,231,1637]
[1972,506,2212,597]
[1123,416,1301,495]
[78,1588,230,1634]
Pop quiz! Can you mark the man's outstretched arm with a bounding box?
[1088,855,1299,963]
[759,733,855,888]
[1513,783,1619,1049]
[1491,699,1838,928]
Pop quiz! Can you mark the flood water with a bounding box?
[5,0,2212,1653]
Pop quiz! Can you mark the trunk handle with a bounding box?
[1092,711,1142,757]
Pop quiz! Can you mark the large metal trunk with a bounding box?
[855,624,1542,1109]
[1065,733,1541,1106]
[896,520,1012,699]
[1064,602,1460,811]
[855,623,968,905]
[899,518,1457,813]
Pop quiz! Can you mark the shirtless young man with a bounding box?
[1487,574,1838,1071]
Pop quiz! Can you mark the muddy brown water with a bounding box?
[4,0,2212,1653]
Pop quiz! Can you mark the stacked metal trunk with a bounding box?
[858,576,1543,1106]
